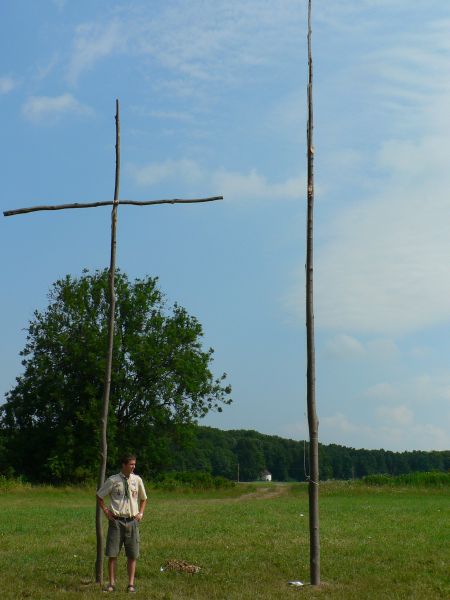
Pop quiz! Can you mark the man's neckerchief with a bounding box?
[122,474,130,499]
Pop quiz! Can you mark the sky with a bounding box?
[1,0,450,452]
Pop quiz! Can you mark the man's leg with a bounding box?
[105,520,121,590]
[127,558,137,587]
[124,521,139,590]
[108,557,117,586]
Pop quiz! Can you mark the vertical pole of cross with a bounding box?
[305,0,320,586]
[95,99,121,584]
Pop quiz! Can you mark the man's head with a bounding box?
[120,454,137,477]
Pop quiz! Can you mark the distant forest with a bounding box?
[2,423,448,483]
[171,426,450,482]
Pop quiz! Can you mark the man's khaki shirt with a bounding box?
[97,472,147,518]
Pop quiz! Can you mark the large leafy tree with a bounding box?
[1,269,231,482]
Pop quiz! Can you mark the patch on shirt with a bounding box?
[130,481,138,498]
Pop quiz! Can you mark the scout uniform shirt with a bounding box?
[97,472,147,518]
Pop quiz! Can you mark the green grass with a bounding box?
[362,471,450,487]
[0,481,448,599]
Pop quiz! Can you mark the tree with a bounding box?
[264,439,290,481]
[235,437,265,481]
[1,269,231,482]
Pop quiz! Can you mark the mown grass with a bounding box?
[0,480,448,599]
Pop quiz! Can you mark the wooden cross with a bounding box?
[4,99,223,583]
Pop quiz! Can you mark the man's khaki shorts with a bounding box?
[105,518,140,559]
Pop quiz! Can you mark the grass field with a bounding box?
[0,481,448,599]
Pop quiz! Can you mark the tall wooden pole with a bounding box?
[95,99,121,584]
[4,98,224,585]
[306,0,320,586]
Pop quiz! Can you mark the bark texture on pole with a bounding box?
[95,99,121,584]
[306,0,320,586]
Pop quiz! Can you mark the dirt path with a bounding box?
[204,483,291,505]
[234,483,290,501]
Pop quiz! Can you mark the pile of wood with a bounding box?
[162,559,201,574]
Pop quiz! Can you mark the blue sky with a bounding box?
[1,0,450,452]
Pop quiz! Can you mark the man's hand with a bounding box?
[134,512,144,522]
[104,508,115,522]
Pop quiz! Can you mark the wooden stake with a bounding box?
[95,98,121,584]
[306,0,320,586]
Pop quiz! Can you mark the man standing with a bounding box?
[97,454,147,593]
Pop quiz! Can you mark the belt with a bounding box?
[113,515,135,522]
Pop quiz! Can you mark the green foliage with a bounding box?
[170,426,450,482]
[0,474,31,493]
[0,269,231,482]
[151,470,235,491]
[363,471,450,487]
[235,437,265,481]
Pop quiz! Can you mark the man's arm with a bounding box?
[97,494,115,521]
[135,498,147,522]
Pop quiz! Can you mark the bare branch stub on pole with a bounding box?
[4,98,224,584]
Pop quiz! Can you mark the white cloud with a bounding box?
[133,1,303,83]
[147,110,193,122]
[324,333,399,361]
[64,2,304,89]
[366,339,399,360]
[365,383,397,401]
[281,420,308,441]
[52,0,67,9]
[285,7,450,336]
[319,411,450,451]
[376,404,414,426]
[212,168,303,202]
[286,368,450,450]
[322,333,400,362]
[67,20,125,85]
[325,334,365,359]
[0,76,17,94]
[128,159,203,187]
[364,373,450,408]
[315,1,445,43]
[314,165,450,334]
[127,158,304,203]
[409,345,431,359]
[322,413,371,438]
[22,93,93,123]
[34,55,60,82]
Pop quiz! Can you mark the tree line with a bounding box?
[1,268,448,484]
[169,426,450,482]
